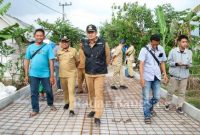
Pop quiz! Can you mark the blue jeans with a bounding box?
[142,76,161,118]
[54,66,61,89]
[30,76,54,112]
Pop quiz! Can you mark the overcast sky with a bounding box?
[4,0,200,31]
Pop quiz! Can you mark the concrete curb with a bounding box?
[132,70,200,122]
[0,85,30,110]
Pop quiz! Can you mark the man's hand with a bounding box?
[24,59,30,85]
[50,76,55,86]
[163,74,168,85]
[176,62,185,66]
[110,61,113,65]
[176,63,189,68]
[110,59,113,65]
[24,76,29,85]
[185,64,189,69]
[80,43,83,49]
[140,78,145,88]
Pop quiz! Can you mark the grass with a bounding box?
[186,90,200,109]
[162,84,200,109]
[186,98,200,109]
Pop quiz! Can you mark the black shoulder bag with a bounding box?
[144,46,160,66]
[30,45,45,59]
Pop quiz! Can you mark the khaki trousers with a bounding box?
[127,59,134,77]
[166,77,188,107]
[60,77,76,110]
[111,65,124,88]
[85,75,105,119]
[77,68,85,92]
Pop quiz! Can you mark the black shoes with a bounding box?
[176,107,184,114]
[77,90,84,94]
[94,118,101,126]
[165,105,184,114]
[87,112,101,126]
[128,76,134,78]
[63,104,69,110]
[120,85,128,89]
[111,85,128,90]
[111,86,118,90]
[87,111,95,118]
[144,117,151,124]
[165,104,170,111]
[69,110,75,117]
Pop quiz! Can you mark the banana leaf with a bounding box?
[156,6,167,35]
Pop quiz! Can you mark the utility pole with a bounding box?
[59,1,72,21]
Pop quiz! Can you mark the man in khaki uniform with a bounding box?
[77,41,87,94]
[126,43,135,78]
[81,24,110,126]
[57,36,79,117]
[110,39,128,90]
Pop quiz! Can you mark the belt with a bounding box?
[170,74,187,80]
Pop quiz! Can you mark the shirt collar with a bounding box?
[88,37,98,44]
[62,47,71,52]
[88,37,99,48]
[176,47,186,53]
[34,42,46,46]
[148,44,158,51]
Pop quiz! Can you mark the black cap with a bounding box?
[61,36,70,42]
[86,24,97,32]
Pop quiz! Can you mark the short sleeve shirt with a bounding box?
[112,45,123,66]
[138,44,167,81]
[25,43,55,78]
[126,45,135,61]
[57,47,79,78]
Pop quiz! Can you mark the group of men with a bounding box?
[24,24,192,125]
[138,34,192,124]
[24,24,110,125]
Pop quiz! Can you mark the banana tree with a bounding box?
[156,6,168,49]
[0,0,11,15]
[0,34,14,82]
[181,4,200,38]
[156,4,200,49]
[0,23,33,84]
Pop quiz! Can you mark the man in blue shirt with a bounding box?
[24,28,57,117]
[138,34,168,124]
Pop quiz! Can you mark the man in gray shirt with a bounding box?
[165,35,192,114]
[138,34,168,124]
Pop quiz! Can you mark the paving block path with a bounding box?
[0,77,200,135]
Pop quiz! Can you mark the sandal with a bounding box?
[144,117,151,124]
[50,105,57,111]
[29,112,38,118]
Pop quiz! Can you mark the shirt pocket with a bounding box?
[68,53,74,59]
[156,51,163,61]
[57,51,64,57]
